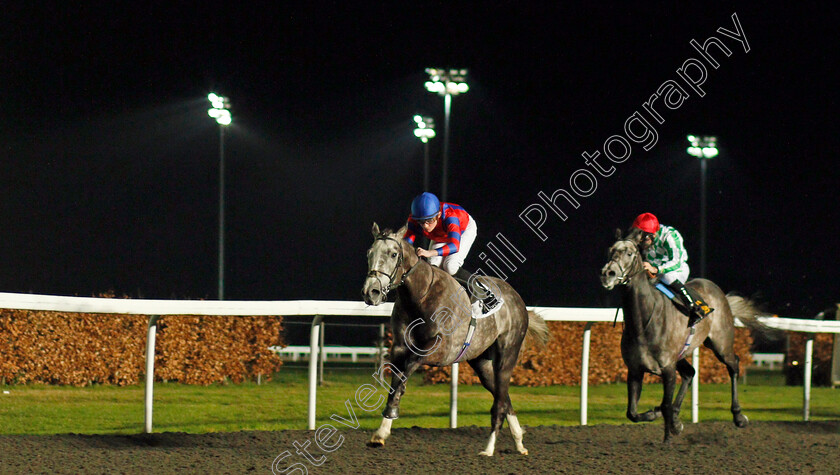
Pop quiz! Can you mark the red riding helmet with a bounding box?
[632,213,660,234]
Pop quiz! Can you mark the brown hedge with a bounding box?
[423,321,754,386]
[787,332,836,386]
[0,308,284,386]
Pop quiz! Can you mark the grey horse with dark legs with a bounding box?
[600,229,766,443]
[362,223,549,456]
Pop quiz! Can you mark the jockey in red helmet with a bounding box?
[404,192,503,317]
[631,212,713,325]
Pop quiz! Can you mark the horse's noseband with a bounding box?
[367,235,419,295]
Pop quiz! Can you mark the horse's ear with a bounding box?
[614,228,622,240]
[396,224,407,237]
[371,222,380,238]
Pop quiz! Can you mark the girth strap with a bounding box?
[677,326,697,360]
[453,316,477,363]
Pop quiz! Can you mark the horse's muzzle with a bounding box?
[362,276,385,306]
[600,263,619,290]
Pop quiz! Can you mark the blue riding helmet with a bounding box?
[411,192,441,220]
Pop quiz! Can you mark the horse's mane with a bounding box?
[624,228,651,252]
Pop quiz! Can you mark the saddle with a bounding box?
[453,268,504,318]
[655,282,711,322]
[452,270,505,363]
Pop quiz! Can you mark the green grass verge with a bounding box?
[0,367,835,435]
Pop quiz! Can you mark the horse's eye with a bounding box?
[391,252,397,258]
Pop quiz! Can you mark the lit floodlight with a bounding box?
[687,135,717,159]
[208,93,231,126]
[425,68,468,97]
[687,134,718,280]
[414,116,436,143]
[414,128,436,143]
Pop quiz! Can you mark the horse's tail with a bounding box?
[525,310,550,349]
[726,293,778,337]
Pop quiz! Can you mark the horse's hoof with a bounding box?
[367,438,386,448]
[478,450,493,457]
[734,414,749,428]
[670,420,684,435]
[518,449,529,456]
[640,409,662,421]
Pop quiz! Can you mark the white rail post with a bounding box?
[581,322,593,425]
[450,363,459,428]
[144,315,161,434]
[318,320,325,386]
[376,323,385,369]
[692,347,699,423]
[308,315,324,430]
[804,336,814,421]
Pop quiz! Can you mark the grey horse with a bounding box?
[600,229,765,443]
[362,223,549,456]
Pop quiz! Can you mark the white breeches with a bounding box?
[659,264,690,285]
[428,215,478,275]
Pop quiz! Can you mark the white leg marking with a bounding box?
[370,417,393,445]
[479,431,496,456]
[506,414,528,455]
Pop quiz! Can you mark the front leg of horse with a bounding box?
[626,369,661,422]
[369,374,408,447]
[369,385,406,447]
[369,354,422,447]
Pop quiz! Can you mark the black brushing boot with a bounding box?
[669,280,714,326]
[453,268,503,317]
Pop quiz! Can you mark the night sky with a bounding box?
[2,4,838,318]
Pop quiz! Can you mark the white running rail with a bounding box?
[1,292,838,432]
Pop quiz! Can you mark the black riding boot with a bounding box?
[453,268,503,316]
[668,280,714,326]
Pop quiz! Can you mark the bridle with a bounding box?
[609,240,646,286]
[367,235,422,294]
[609,239,647,327]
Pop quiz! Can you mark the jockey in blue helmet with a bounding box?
[403,192,503,317]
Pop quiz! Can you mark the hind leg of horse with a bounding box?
[477,348,520,456]
[468,357,527,456]
[660,366,680,443]
[704,338,749,428]
[370,352,424,446]
[626,369,661,422]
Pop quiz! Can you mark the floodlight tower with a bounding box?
[208,93,231,300]
[686,135,718,279]
[414,115,436,191]
[424,68,468,201]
